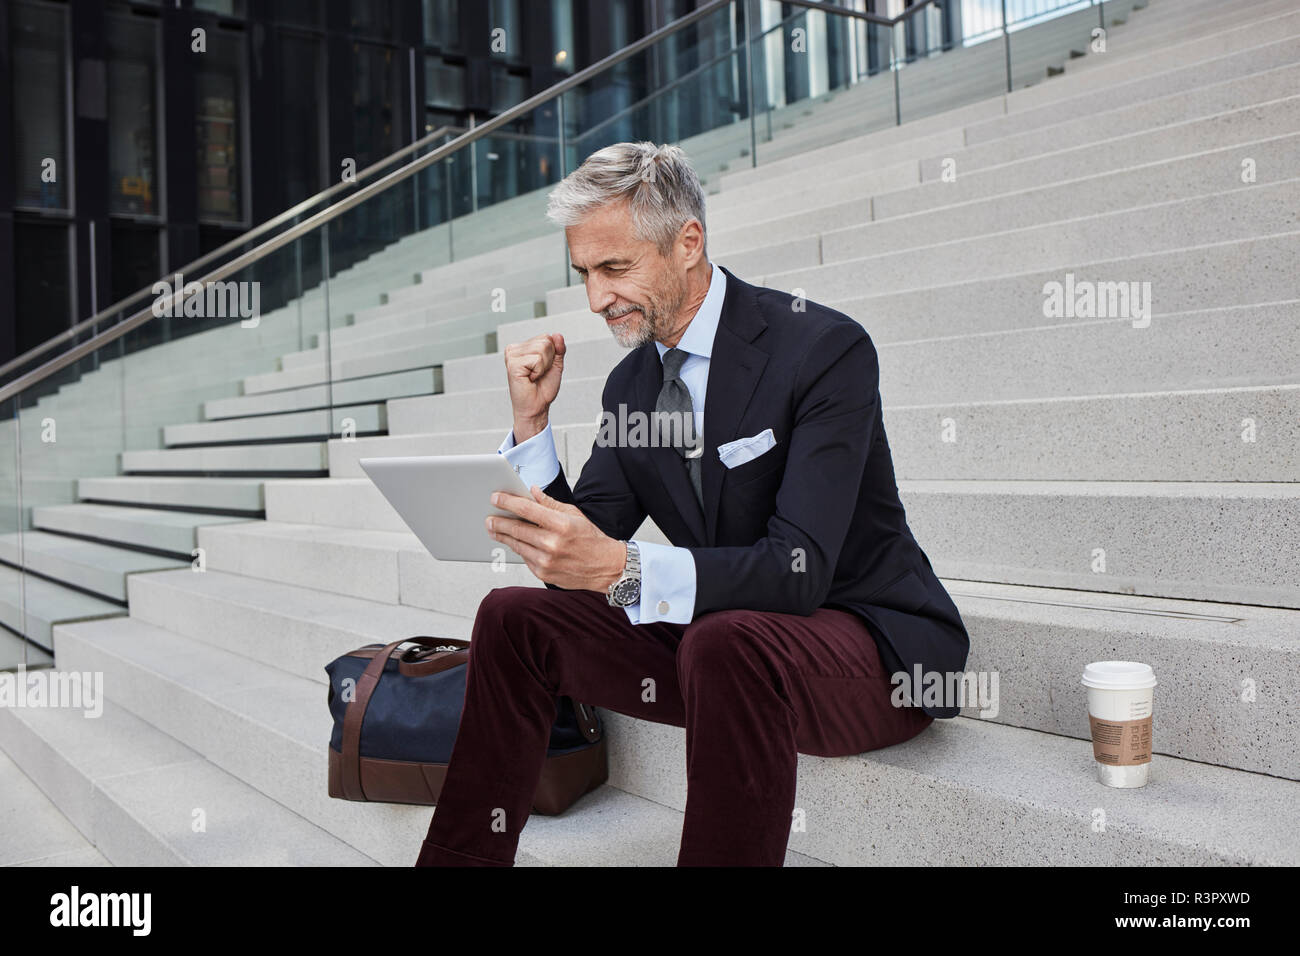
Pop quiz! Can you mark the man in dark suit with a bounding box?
[416,142,969,867]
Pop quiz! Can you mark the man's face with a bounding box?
[566,200,687,349]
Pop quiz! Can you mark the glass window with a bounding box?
[14,221,73,350]
[275,0,323,29]
[109,222,162,305]
[351,0,398,42]
[489,67,526,113]
[489,0,523,63]
[353,42,407,167]
[107,15,160,217]
[195,30,245,223]
[426,57,465,110]
[279,34,323,206]
[194,0,245,17]
[552,0,575,73]
[423,0,461,51]
[10,2,70,210]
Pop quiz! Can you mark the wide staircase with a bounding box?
[1,0,1298,866]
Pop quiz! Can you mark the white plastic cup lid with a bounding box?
[1081,660,1157,690]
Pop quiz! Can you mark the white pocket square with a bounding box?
[717,428,777,469]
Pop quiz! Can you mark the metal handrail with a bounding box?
[0,125,456,384]
[0,0,947,406]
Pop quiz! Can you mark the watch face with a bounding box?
[612,578,640,606]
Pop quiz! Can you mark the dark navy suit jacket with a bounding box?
[544,265,971,719]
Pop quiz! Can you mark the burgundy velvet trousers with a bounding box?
[415,585,933,867]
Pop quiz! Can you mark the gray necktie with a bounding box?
[656,348,703,508]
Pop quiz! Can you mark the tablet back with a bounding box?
[359,454,531,563]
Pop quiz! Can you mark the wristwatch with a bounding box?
[607,540,641,607]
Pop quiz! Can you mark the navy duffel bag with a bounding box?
[326,635,607,814]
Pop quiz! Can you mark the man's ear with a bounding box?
[678,218,705,269]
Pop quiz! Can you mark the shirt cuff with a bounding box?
[498,423,561,489]
[622,539,696,625]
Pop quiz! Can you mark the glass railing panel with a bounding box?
[0,129,454,399]
[564,1,753,191]
[5,318,128,669]
[897,4,1009,123]
[322,144,497,409]
[444,122,564,268]
[1008,1,1115,92]
[748,4,900,168]
[0,395,48,671]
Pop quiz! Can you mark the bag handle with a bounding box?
[340,637,465,801]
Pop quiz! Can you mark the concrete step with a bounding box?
[0,678,378,866]
[0,531,187,601]
[717,131,1300,261]
[239,332,489,395]
[404,255,1300,416]
[784,232,1299,341]
[492,308,608,355]
[0,629,51,671]
[37,613,809,865]
[951,578,1300,779]
[124,567,472,683]
[203,368,437,421]
[77,476,266,513]
[162,405,384,446]
[282,309,527,373]
[1065,0,1300,76]
[386,374,603,435]
[193,517,612,619]
[968,25,1300,145]
[183,518,1300,779]
[875,96,1300,220]
[719,57,1300,210]
[325,425,511,477]
[267,466,1298,607]
[884,383,1300,481]
[916,61,1300,181]
[122,442,328,475]
[775,178,1300,299]
[0,562,124,651]
[550,382,1300,482]
[450,300,1300,413]
[706,2,1148,192]
[327,297,538,350]
[904,480,1299,608]
[0,747,110,866]
[31,503,249,555]
[601,708,1300,865]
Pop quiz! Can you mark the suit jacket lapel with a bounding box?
[702,267,769,545]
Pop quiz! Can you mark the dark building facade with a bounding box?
[1,0,961,369]
[0,0,653,367]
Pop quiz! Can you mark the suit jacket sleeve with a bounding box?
[688,320,879,617]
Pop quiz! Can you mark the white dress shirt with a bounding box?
[497,260,726,625]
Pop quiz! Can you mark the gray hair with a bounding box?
[545,141,708,259]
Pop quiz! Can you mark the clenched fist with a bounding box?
[504,332,566,443]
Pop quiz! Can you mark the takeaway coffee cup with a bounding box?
[1081,661,1157,788]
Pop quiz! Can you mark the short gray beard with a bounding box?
[605,306,656,348]
[604,273,686,349]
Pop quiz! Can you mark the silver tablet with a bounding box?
[359,453,536,563]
